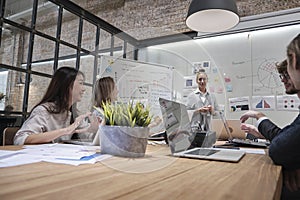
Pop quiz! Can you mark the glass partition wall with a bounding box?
[0,0,138,127]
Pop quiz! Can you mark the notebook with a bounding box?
[159,98,245,162]
[62,130,100,146]
[211,119,246,140]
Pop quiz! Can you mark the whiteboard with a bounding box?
[197,25,300,123]
[98,55,173,132]
[138,24,300,127]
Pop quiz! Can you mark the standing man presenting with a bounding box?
[186,69,219,131]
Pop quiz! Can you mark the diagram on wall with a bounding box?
[277,95,300,111]
[207,66,224,94]
[228,96,250,112]
[252,96,275,110]
[256,58,282,89]
[231,58,283,96]
[192,61,210,74]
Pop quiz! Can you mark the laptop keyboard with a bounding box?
[184,149,219,156]
[232,138,268,148]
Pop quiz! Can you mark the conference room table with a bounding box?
[0,144,282,200]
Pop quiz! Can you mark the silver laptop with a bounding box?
[62,130,100,146]
[217,111,269,148]
[211,119,246,140]
[159,98,245,162]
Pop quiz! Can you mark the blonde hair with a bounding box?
[93,76,115,108]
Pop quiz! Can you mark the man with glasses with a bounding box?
[240,57,300,199]
[240,59,298,138]
[186,69,219,131]
[278,59,298,95]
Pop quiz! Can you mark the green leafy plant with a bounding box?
[0,92,5,102]
[95,101,152,127]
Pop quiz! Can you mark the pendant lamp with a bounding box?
[186,0,239,33]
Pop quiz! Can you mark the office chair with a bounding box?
[2,127,19,146]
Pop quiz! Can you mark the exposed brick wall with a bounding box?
[72,0,300,40]
[238,0,300,16]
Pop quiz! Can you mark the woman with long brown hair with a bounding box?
[92,76,118,122]
[14,67,99,145]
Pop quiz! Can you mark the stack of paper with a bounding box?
[0,143,111,168]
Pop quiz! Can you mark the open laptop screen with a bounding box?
[159,98,194,153]
[211,119,246,140]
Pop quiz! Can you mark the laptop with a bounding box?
[211,119,246,140]
[216,111,269,148]
[159,98,245,162]
[62,130,100,146]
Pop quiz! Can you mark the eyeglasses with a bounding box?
[198,78,207,81]
[279,72,290,80]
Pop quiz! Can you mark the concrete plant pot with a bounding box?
[99,125,149,158]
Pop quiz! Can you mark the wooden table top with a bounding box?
[0,145,282,200]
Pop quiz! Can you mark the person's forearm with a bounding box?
[255,112,265,120]
[258,121,278,141]
[24,125,76,144]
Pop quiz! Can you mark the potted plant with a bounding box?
[0,92,5,102]
[95,101,152,158]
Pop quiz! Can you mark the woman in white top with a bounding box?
[92,76,118,123]
[186,69,219,131]
[14,67,99,145]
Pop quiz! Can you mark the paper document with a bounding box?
[0,150,21,159]
[240,148,266,155]
[0,143,110,168]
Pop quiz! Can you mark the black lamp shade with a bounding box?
[186,0,239,33]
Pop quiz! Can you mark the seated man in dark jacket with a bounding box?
[240,58,300,199]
